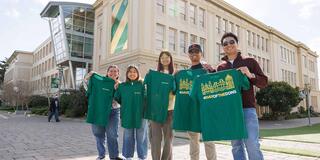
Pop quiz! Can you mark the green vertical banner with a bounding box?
[111,0,128,54]
[51,78,60,88]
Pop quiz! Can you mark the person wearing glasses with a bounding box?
[217,32,268,160]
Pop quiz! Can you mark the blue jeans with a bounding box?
[48,108,59,122]
[92,108,120,159]
[231,108,264,160]
[122,119,148,159]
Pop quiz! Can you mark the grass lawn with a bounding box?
[260,123,320,143]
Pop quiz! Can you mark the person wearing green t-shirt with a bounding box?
[146,51,175,160]
[190,69,250,141]
[217,32,268,160]
[85,65,123,160]
[114,65,148,160]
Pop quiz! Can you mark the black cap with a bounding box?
[188,44,202,53]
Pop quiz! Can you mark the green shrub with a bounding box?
[31,106,49,116]
[61,89,87,118]
[29,95,50,108]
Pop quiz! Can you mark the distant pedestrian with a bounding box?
[48,94,60,122]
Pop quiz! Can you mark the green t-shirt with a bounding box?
[86,73,115,126]
[173,69,207,132]
[190,69,250,141]
[114,81,145,129]
[144,69,175,123]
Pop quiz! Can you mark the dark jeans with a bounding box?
[48,108,59,122]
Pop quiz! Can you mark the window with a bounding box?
[303,55,307,68]
[304,75,309,84]
[252,32,256,48]
[309,60,315,72]
[156,0,165,14]
[247,30,251,46]
[178,0,187,20]
[266,59,270,73]
[257,35,260,49]
[156,24,165,50]
[266,39,269,52]
[189,4,196,24]
[229,22,234,33]
[222,19,227,33]
[216,16,221,34]
[199,8,205,28]
[169,28,176,52]
[190,34,197,44]
[180,31,187,54]
[236,25,240,37]
[168,0,177,16]
[199,37,206,57]
[262,37,264,50]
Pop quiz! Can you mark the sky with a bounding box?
[0,0,320,60]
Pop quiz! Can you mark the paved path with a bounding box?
[259,117,320,129]
[0,112,319,160]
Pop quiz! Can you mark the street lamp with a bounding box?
[304,83,312,126]
[13,86,19,113]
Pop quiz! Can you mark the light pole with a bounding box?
[304,83,312,126]
[13,86,19,113]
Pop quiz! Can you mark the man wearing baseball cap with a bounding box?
[187,44,217,160]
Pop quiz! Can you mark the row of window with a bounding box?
[282,69,297,86]
[31,73,58,92]
[280,46,295,65]
[34,42,53,63]
[247,30,269,52]
[303,55,315,72]
[156,0,205,28]
[32,58,56,77]
[304,75,317,90]
[216,16,240,37]
[248,53,270,74]
[156,23,206,56]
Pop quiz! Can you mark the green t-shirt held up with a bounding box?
[173,69,207,132]
[190,69,250,141]
[114,81,145,129]
[86,73,115,126]
[144,69,175,123]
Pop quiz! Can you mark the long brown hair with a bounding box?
[125,65,140,82]
[157,51,174,75]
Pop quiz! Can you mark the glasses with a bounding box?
[222,40,236,47]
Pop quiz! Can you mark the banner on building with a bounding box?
[111,0,128,54]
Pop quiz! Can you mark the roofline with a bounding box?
[7,50,33,64]
[40,1,93,17]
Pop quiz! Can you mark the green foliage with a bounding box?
[256,81,302,116]
[31,106,48,116]
[61,88,87,117]
[29,95,50,108]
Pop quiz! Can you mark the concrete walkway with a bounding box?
[259,117,320,129]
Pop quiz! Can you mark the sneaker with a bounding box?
[96,156,105,160]
[56,120,60,122]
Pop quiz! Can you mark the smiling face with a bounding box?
[188,49,202,64]
[127,67,138,81]
[222,36,238,57]
[160,53,171,67]
[107,66,119,80]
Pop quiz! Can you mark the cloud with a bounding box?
[4,8,20,18]
[289,0,320,19]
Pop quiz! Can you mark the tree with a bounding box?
[256,81,302,116]
[0,58,9,85]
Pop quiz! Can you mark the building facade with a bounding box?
[40,1,94,89]
[92,0,319,114]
